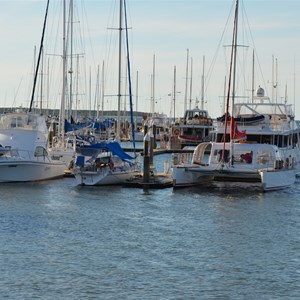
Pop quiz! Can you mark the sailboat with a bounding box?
[72,0,140,186]
[172,0,300,191]
[47,0,97,169]
[0,0,66,182]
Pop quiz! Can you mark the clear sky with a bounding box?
[0,0,299,119]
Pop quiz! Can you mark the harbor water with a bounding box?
[1,153,300,299]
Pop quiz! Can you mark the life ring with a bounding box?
[173,128,180,136]
[52,136,58,145]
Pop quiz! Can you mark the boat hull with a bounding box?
[74,167,139,186]
[0,160,66,182]
[173,164,296,192]
[260,169,296,191]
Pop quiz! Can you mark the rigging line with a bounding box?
[29,0,50,112]
[104,0,118,87]
[78,0,97,74]
[241,4,268,96]
[204,0,236,98]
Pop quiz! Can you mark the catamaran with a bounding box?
[172,0,300,191]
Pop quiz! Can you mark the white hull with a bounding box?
[0,160,66,182]
[260,169,296,191]
[172,142,298,192]
[173,166,296,191]
[74,166,139,186]
[0,111,67,182]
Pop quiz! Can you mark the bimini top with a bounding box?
[77,141,134,161]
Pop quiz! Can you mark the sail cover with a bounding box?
[78,142,134,161]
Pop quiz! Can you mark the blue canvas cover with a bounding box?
[77,142,134,161]
[75,155,85,167]
[64,119,92,132]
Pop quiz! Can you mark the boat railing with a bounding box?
[0,148,54,163]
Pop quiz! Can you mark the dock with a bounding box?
[123,173,173,189]
[122,147,195,155]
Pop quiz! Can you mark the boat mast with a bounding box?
[68,0,74,120]
[135,70,139,131]
[184,48,189,112]
[222,0,239,165]
[231,0,239,113]
[95,64,100,119]
[251,49,255,102]
[123,0,136,152]
[201,55,205,110]
[151,54,156,115]
[39,47,44,112]
[59,0,67,142]
[189,57,193,110]
[116,0,123,142]
[102,60,105,117]
[29,0,49,112]
[230,0,239,166]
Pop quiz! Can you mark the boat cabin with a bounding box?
[183,107,212,125]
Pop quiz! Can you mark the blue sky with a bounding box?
[0,0,299,119]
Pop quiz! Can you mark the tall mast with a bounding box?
[101,60,105,116]
[222,0,239,164]
[59,0,67,141]
[201,55,205,110]
[135,70,139,130]
[231,0,239,113]
[173,65,176,122]
[95,64,100,119]
[116,0,123,141]
[29,0,49,112]
[39,47,44,112]
[189,57,193,110]
[251,49,255,102]
[184,48,189,112]
[68,0,74,120]
[151,54,155,115]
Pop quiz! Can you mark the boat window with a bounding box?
[262,135,272,144]
[34,146,48,157]
[256,150,273,165]
[188,112,193,119]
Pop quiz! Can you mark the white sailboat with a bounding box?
[73,141,139,186]
[172,0,300,191]
[72,0,140,185]
[48,0,77,167]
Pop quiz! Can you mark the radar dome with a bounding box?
[256,86,265,97]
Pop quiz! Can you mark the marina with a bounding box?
[1,0,300,298]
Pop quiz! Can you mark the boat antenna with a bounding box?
[29,0,50,113]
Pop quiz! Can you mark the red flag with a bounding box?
[230,117,246,140]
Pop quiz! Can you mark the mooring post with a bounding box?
[143,126,150,183]
[149,127,154,168]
